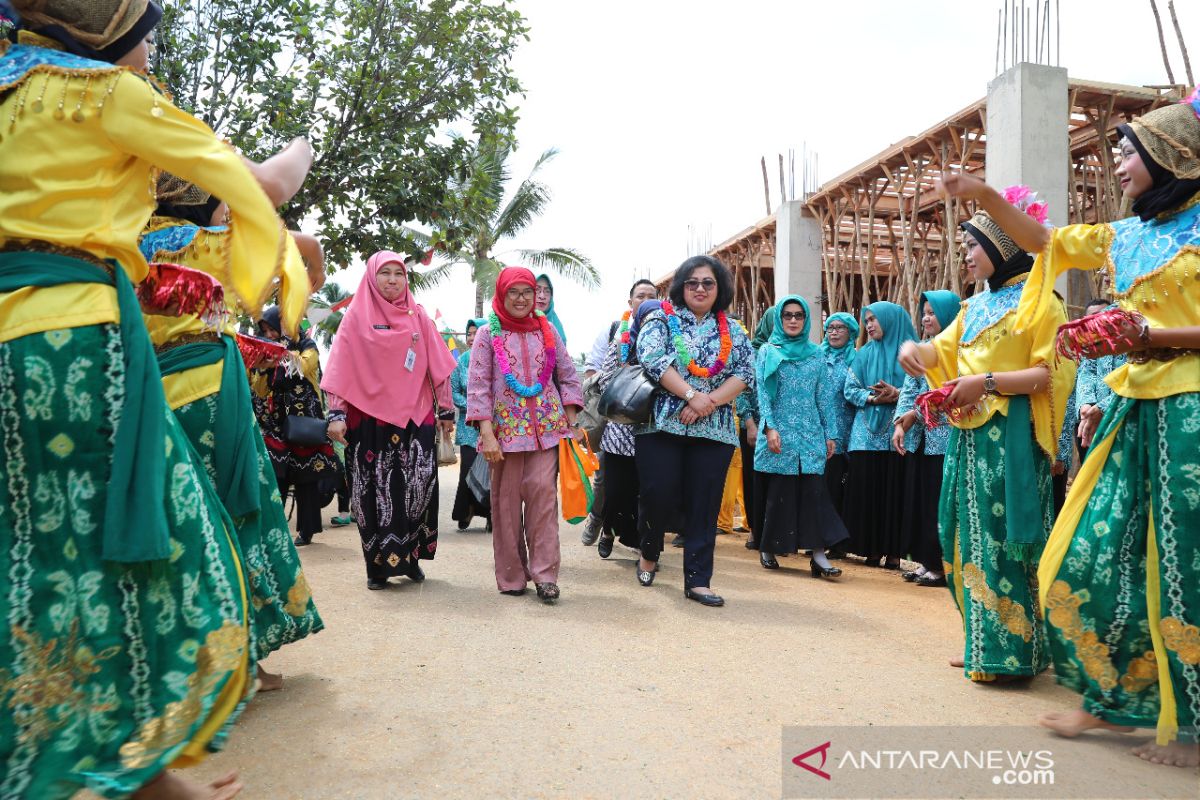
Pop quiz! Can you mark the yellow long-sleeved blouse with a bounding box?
[0,35,307,336]
[1014,200,1200,401]
[924,276,1076,460]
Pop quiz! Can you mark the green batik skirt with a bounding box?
[0,324,253,799]
[1039,393,1200,744]
[173,391,323,660]
[939,414,1052,681]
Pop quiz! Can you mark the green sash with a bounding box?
[1002,395,1042,561]
[158,336,260,519]
[0,251,170,562]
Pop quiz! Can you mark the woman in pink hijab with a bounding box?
[323,250,457,590]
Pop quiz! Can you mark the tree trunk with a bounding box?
[475,281,484,318]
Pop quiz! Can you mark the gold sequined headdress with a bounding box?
[1124,90,1200,181]
[11,0,160,62]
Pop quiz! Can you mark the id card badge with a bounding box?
[404,348,417,372]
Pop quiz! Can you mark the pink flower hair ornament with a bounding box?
[1001,185,1050,225]
[1186,85,1200,120]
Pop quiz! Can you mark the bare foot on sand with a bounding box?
[1038,709,1133,738]
[949,657,965,668]
[133,770,242,799]
[1131,740,1200,768]
[257,665,283,692]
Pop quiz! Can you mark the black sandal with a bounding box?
[535,582,560,602]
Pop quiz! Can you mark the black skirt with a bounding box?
[347,408,439,580]
[824,453,849,520]
[844,450,908,562]
[600,452,640,549]
[900,448,944,570]
[451,445,490,525]
[759,472,850,554]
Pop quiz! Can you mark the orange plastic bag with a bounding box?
[559,432,599,524]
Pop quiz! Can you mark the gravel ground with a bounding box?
[177,464,1198,799]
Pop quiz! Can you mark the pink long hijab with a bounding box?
[321,250,456,428]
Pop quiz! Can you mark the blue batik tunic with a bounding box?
[845,370,919,453]
[820,356,856,455]
[1076,352,1126,412]
[450,354,479,447]
[754,352,830,475]
[894,373,947,455]
[634,307,756,446]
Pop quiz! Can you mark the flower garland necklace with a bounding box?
[488,310,557,398]
[618,310,632,362]
[661,301,732,378]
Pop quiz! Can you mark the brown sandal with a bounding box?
[535,582,560,602]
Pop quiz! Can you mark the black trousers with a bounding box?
[635,432,734,589]
[824,452,849,521]
[336,456,352,513]
[274,466,323,538]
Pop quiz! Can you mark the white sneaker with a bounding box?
[581,514,601,546]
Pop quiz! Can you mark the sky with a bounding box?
[322,0,1197,357]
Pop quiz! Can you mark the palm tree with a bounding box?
[414,139,599,316]
[308,281,352,347]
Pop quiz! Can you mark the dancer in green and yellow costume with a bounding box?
[0,1,306,796]
[140,164,324,693]
[936,89,1200,768]
[899,192,1076,685]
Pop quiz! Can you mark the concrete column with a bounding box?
[774,200,825,343]
[985,63,1075,304]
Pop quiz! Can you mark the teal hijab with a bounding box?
[821,311,860,365]
[752,307,776,350]
[921,290,962,336]
[536,274,567,346]
[759,295,821,400]
[851,301,917,433]
[460,317,487,368]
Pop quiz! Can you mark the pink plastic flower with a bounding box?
[1025,201,1049,225]
[1187,86,1200,119]
[1003,185,1033,205]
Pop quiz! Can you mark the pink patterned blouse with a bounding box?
[466,325,583,453]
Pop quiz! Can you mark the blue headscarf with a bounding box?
[626,300,663,360]
[759,295,821,401]
[851,301,917,433]
[459,317,487,368]
[920,290,962,337]
[536,274,567,347]
[821,311,860,365]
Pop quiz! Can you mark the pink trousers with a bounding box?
[490,447,561,591]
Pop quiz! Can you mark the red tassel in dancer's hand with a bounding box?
[914,386,959,428]
[1055,308,1143,360]
[137,262,227,329]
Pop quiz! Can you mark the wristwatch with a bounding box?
[983,372,998,396]
[683,388,697,401]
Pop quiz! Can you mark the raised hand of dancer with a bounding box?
[1077,403,1103,448]
[943,374,986,409]
[898,341,927,377]
[766,428,782,454]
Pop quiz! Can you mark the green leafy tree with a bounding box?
[416,139,598,316]
[152,0,528,266]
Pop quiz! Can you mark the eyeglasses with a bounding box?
[506,288,535,301]
[683,279,717,292]
[535,286,552,296]
[826,323,848,332]
[780,312,806,321]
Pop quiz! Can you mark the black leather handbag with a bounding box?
[282,414,329,447]
[598,364,657,425]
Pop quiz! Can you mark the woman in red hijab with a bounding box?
[467,267,584,602]
[324,251,457,589]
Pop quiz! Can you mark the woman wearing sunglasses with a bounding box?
[632,256,755,606]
